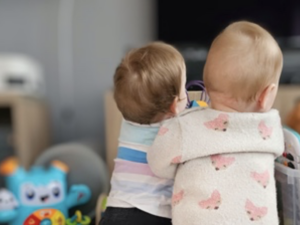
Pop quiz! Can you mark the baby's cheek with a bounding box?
[177,99,188,113]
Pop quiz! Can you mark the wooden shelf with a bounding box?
[0,93,50,169]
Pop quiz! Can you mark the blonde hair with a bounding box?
[114,42,185,124]
[204,21,283,102]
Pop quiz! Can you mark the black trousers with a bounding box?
[99,207,172,225]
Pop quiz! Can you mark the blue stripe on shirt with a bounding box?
[117,146,147,163]
[111,179,173,198]
[119,120,159,146]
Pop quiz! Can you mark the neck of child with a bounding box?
[210,102,238,112]
[151,112,174,124]
[209,93,258,113]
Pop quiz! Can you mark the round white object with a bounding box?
[0,188,18,210]
[0,54,45,97]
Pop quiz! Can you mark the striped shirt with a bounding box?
[106,119,173,218]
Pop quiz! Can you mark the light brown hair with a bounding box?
[114,42,185,124]
[204,21,283,102]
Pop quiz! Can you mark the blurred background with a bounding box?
[0,0,300,154]
[0,0,299,223]
[158,0,300,87]
[0,0,156,160]
[0,0,155,148]
[0,0,155,222]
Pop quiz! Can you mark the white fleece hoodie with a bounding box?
[147,107,284,225]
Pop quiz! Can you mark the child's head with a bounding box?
[114,42,187,124]
[204,21,283,112]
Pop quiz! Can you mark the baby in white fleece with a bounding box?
[147,21,285,225]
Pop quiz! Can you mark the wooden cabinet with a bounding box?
[0,94,50,169]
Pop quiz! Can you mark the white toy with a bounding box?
[0,54,45,96]
[0,189,18,211]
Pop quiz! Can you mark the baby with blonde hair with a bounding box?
[204,21,283,112]
[148,21,285,225]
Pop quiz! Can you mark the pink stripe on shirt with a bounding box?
[114,159,156,177]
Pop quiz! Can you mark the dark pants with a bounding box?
[99,207,172,225]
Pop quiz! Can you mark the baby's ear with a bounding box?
[169,97,179,115]
[257,83,277,112]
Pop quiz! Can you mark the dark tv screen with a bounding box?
[157,0,300,45]
[157,0,300,87]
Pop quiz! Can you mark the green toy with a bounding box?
[66,211,90,225]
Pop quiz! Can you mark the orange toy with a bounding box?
[286,101,300,134]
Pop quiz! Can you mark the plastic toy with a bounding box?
[189,100,208,108]
[0,54,45,96]
[66,210,91,225]
[0,157,91,225]
[0,188,18,211]
[24,209,65,225]
[100,195,107,218]
[185,80,210,109]
[33,143,109,217]
[276,127,300,170]
[96,193,107,223]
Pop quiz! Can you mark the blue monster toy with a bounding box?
[0,157,91,225]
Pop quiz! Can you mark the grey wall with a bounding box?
[0,0,155,155]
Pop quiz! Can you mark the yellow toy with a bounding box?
[24,208,65,225]
[66,211,91,225]
[195,100,208,107]
[189,100,208,108]
[186,80,210,108]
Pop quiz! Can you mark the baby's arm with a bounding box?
[147,118,183,179]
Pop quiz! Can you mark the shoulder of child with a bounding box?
[179,106,205,117]
[161,107,206,127]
